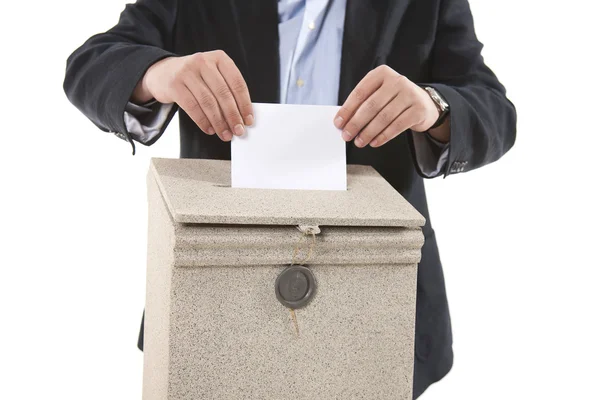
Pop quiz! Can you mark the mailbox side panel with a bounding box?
[168,262,418,400]
[143,173,175,400]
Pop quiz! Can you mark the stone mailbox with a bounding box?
[143,158,425,400]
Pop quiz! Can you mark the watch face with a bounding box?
[426,87,449,112]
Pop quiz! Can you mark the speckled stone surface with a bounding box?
[150,158,426,227]
[171,224,424,267]
[143,171,175,400]
[168,264,417,400]
[143,159,425,400]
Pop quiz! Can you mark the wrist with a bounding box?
[427,118,450,143]
[131,75,154,104]
[423,86,450,130]
[131,57,175,104]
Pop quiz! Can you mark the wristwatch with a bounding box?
[424,86,450,129]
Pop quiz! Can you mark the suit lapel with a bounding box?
[338,0,382,104]
[374,0,414,65]
[339,0,412,163]
[231,0,280,103]
[338,0,411,104]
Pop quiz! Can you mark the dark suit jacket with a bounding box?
[64,0,517,397]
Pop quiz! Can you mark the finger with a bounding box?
[354,95,410,147]
[174,84,213,134]
[201,63,245,137]
[217,55,254,126]
[343,84,398,146]
[334,69,383,130]
[184,75,231,141]
[370,107,422,148]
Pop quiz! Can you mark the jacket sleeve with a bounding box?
[63,0,179,154]
[410,0,517,178]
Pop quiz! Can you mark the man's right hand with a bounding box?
[132,51,254,142]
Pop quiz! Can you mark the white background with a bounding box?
[1,1,599,399]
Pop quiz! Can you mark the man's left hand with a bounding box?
[334,65,444,147]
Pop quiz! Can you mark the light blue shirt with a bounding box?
[277,0,346,105]
[124,0,448,176]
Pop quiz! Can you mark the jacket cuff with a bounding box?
[124,101,177,146]
[409,131,450,178]
[422,83,471,178]
[104,45,176,154]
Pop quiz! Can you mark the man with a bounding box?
[64,0,516,397]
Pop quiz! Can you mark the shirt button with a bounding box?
[308,21,315,30]
[296,78,305,88]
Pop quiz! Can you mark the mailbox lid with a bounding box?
[150,158,425,228]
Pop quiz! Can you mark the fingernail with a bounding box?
[234,124,245,136]
[355,136,364,147]
[370,138,379,147]
[245,114,254,126]
[334,116,344,128]
[342,130,352,141]
[222,130,232,141]
[207,126,215,135]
